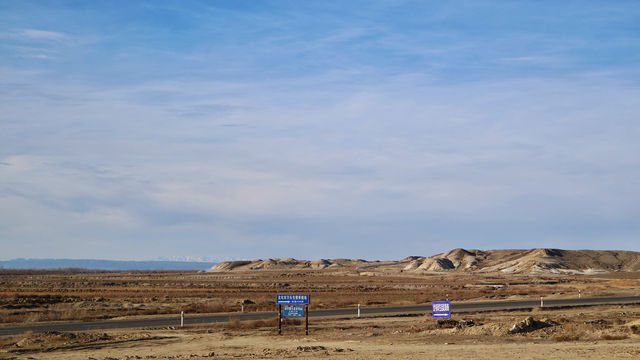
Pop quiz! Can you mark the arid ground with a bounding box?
[1,303,640,359]
[1,252,640,359]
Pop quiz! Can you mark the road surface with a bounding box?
[1,295,638,336]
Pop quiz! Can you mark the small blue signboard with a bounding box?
[432,300,451,318]
[276,294,309,304]
[283,305,305,317]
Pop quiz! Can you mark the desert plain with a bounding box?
[1,248,640,359]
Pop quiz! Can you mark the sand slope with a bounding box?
[411,248,640,274]
[207,249,640,274]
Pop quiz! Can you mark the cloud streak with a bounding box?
[1,1,639,260]
[19,29,66,40]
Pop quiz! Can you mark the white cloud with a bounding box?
[1,63,640,259]
[19,29,66,40]
[499,56,558,64]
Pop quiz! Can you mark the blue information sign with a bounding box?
[432,300,451,318]
[276,294,309,304]
[283,305,305,317]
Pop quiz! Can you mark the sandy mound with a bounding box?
[417,258,455,271]
[410,248,483,272]
[408,248,640,274]
[208,260,252,271]
[206,258,368,272]
[309,259,331,269]
[207,249,640,274]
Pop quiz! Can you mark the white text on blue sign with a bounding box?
[283,305,305,317]
[276,294,310,304]
[432,300,451,318]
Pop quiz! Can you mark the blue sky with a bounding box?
[1,1,639,261]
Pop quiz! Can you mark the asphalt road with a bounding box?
[1,295,639,336]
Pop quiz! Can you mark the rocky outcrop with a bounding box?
[509,316,556,334]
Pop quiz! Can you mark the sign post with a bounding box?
[278,304,282,334]
[276,294,310,335]
[432,300,451,319]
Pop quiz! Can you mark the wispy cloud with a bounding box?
[499,56,559,64]
[2,65,639,259]
[18,29,67,41]
[1,1,639,260]
[0,29,72,60]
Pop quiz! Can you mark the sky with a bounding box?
[1,1,640,261]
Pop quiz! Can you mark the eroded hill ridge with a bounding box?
[207,249,640,274]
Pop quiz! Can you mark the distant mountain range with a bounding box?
[0,258,216,270]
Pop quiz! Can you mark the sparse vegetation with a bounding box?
[2,267,637,324]
[3,305,640,359]
[600,334,629,340]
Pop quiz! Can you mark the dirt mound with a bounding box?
[208,261,252,271]
[407,248,485,272]
[308,259,331,269]
[206,258,368,272]
[207,249,640,274]
[409,248,640,274]
[402,259,423,271]
[417,258,455,271]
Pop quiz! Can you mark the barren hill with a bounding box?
[405,248,640,274]
[206,249,640,274]
[207,257,370,272]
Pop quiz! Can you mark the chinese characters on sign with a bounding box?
[432,300,451,318]
[276,294,309,304]
[283,305,305,317]
[277,294,310,335]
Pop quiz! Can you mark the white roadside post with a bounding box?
[540,297,544,307]
[579,290,582,299]
[357,304,360,318]
[181,311,184,327]
[241,304,245,312]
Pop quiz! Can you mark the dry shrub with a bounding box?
[253,303,276,312]
[552,324,585,342]
[554,333,583,342]
[0,312,40,323]
[423,321,437,330]
[0,331,33,347]
[326,299,356,308]
[225,318,241,329]
[245,317,278,328]
[436,319,458,329]
[600,334,629,340]
[630,325,640,335]
[1,306,94,323]
[25,312,42,322]
[42,303,92,321]
[184,300,229,313]
[201,300,229,313]
[223,317,279,329]
[283,317,303,326]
